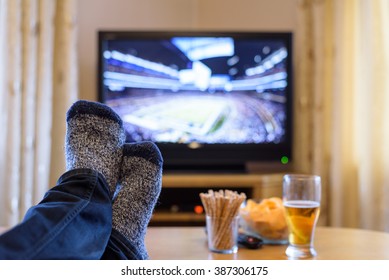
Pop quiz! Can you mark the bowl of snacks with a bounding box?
[239,197,289,244]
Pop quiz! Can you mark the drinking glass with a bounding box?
[283,174,321,259]
[206,215,239,254]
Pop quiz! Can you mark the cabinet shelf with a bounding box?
[151,172,284,226]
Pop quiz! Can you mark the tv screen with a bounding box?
[98,31,293,171]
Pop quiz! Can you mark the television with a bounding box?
[98,31,293,172]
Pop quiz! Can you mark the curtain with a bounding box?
[296,0,389,231]
[0,0,78,227]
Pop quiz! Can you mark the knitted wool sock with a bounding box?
[112,142,163,259]
[65,100,125,196]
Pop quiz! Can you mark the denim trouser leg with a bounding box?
[101,229,145,260]
[0,169,112,260]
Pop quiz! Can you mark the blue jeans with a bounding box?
[0,169,141,260]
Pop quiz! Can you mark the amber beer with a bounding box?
[284,200,320,245]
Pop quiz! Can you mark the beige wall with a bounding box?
[195,0,297,30]
[76,0,298,101]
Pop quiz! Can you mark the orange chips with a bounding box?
[240,197,289,240]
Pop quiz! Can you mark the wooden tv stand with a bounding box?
[151,172,284,225]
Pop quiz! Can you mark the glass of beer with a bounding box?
[283,174,321,259]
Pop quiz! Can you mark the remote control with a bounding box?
[238,233,264,249]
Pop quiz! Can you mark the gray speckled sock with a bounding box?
[112,142,163,259]
[65,100,125,196]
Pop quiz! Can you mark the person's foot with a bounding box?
[65,100,125,196]
[112,142,163,259]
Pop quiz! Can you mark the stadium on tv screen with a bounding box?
[102,36,288,144]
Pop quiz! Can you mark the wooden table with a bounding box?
[145,226,389,260]
[2,226,389,259]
